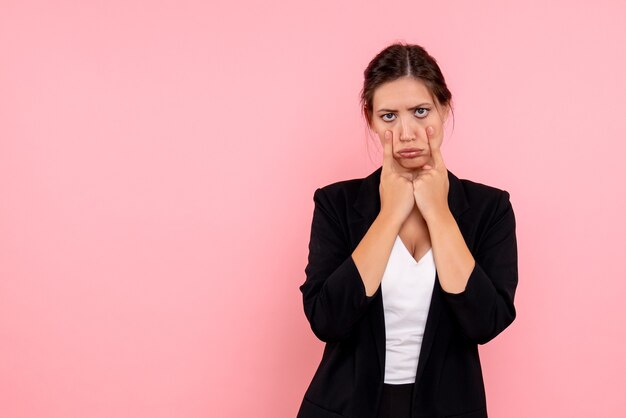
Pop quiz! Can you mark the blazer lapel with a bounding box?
[351,166,470,384]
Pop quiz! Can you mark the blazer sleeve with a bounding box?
[299,187,377,343]
[441,189,518,345]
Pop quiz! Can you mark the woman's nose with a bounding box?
[399,119,416,142]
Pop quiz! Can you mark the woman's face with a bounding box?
[369,76,449,172]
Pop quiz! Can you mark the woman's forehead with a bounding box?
[373,78,435,109]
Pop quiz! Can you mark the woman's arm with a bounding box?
[434,190,519,345]
[300,133,415,342]
[427,209,476,295]
[411,127,518,345]
[351,209,403,297]
[299,187,401,343]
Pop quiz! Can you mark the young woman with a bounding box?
[297,42,518,418]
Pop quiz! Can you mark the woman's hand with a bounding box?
[379,130,415,226]
[412,126,450,222]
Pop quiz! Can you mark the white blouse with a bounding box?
[381,235,436,384]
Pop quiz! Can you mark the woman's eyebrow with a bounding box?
[376,102,432,112]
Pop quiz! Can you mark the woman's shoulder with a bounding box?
[457,175,510,199]
[308,169,379,221]
[317,176,365,196]
[454,173,514,222]
[313,168,378,201]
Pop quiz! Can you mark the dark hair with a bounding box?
[360,42,455,131]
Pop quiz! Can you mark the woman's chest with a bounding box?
[398,220,432,264]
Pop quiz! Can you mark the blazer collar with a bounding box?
[353,166,470,224]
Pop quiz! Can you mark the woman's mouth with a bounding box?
[398,149,424,158]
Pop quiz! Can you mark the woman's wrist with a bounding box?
[376,209,404,232]
[423,205,454,226]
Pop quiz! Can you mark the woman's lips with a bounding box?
[398,149,424,158]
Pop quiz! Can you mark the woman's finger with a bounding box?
[426,126,445,170]
[382,130,395,174]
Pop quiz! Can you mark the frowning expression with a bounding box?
[369,76,449,171]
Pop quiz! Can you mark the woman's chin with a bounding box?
[398,159,427,170]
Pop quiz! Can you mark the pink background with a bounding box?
[1,1,625,417]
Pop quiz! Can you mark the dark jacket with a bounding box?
[297,166,518,418]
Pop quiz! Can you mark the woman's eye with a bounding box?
[415,108,430,118]
[381,108,430,122]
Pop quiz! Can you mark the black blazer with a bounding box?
[297,166,518,418]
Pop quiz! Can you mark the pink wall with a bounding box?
[1,1,625,417]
